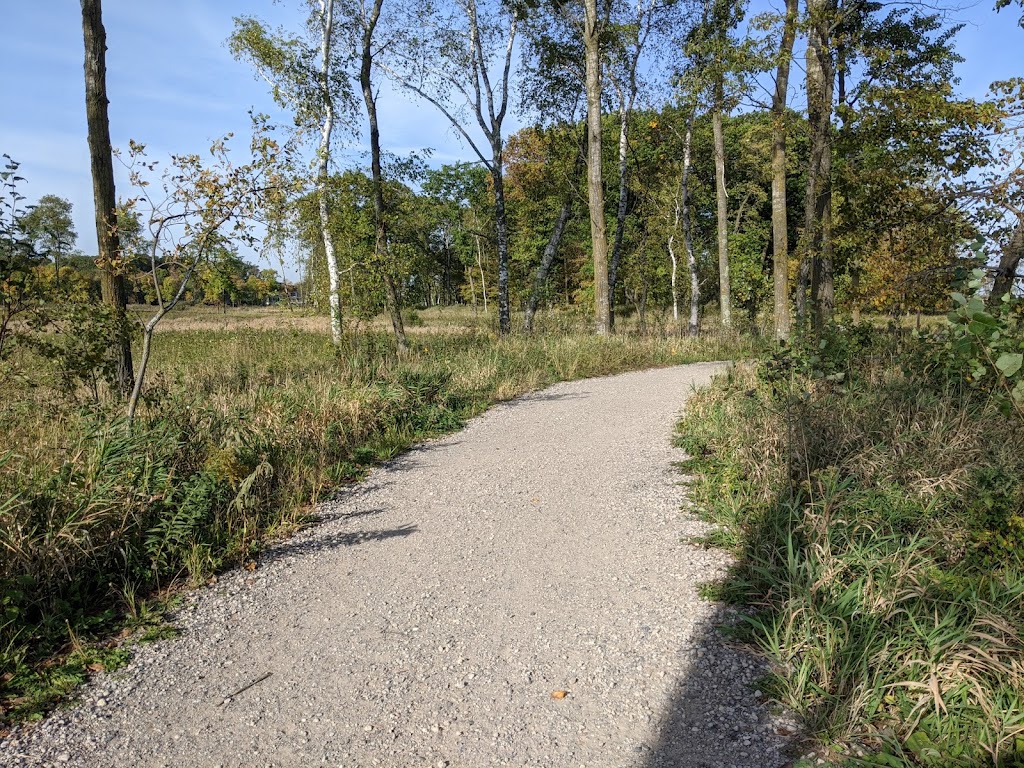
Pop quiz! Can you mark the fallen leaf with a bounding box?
[244,561,257,571]
[550,690,569,700]
[87,663,105,673]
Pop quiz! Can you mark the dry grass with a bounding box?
[677,346,1024,766]
[0,311,754,724]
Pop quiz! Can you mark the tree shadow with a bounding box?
[640,609,797,768]
[379,440,464,473]
[264,517,418,559]
[499,390,591,407]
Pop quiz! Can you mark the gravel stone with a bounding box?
[0,363,795,767]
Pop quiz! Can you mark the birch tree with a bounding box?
[230,1,355,345]
[383,0,519,335]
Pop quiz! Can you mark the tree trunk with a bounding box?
[608,105,630,331]
[524,199,572,332]
[682,113,700,337]
[474,226,488,315]
[316,0,343,345]
[770,0,797,341]
[584,0,610,336]
[468,266,477,313]
[803,0,835,330]
[492,149,512,335]
[668,230,679,324]
[81,0,134,395]
[990,215,1024,307]
[712,88,731,329]
[360,0,407,352]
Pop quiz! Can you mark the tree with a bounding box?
[22,195,77,291]
[230,1,354,346]
[0,157,46,360]
[831,8,999,318]
[994,0,1024,26]
[383,0,519,334]
[797,0,837,329]
[121,135,281,424]
[357,0,408,350]
[511,126,585,332]
[421,163,493,313]
[583,0,612,334]
[81,0,134,394]
[767,0,798,340]
[604,0,684,330]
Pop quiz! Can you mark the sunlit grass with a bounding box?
[0,310,754,724]
[678,356,1024,766]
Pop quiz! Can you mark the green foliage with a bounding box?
[923,268,1024,418]
[0,156,47,361]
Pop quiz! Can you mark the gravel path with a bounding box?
[2,363,794,768]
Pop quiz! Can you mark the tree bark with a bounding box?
[360,0,407,352]
[712,86,731,329]
[802,0,835,330]
[524,199,572,332]
[584,0,610,335]
[81,0,134,395]
[990,215,1024,307]
[316,0,343,345]
[770,0,797,341]
[492,147,512,335]
[682,112,700,337]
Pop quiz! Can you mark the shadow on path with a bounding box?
[267,519,418,559]
[641,610,796,768]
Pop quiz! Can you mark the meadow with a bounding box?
[0,304,752,724]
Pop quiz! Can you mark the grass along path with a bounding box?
[0,326,754,724]
[0,363,794,767]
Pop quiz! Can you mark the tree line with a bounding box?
[230,0,1023,343]
[3,0,1022,416]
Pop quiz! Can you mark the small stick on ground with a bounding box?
[219,672,271,705]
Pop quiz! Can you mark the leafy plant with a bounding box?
[926,267,1024,418]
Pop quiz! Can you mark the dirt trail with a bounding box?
[2,363,792,768]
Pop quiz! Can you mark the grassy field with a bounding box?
[0,305,754,725]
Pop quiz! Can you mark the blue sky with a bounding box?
[0,0,1019,267]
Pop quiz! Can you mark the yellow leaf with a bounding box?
[550,690,569,700]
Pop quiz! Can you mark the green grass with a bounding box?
[0,315,754,725]
[676,339,1024,766]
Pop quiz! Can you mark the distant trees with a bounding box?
[13,0,1022,359]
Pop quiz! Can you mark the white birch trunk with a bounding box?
[317,0,343,345]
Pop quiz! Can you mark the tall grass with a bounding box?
[678,335,1024,766]
[0,321,752,723]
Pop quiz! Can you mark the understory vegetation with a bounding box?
[0,309,750,724]
[678,300,1024,766]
